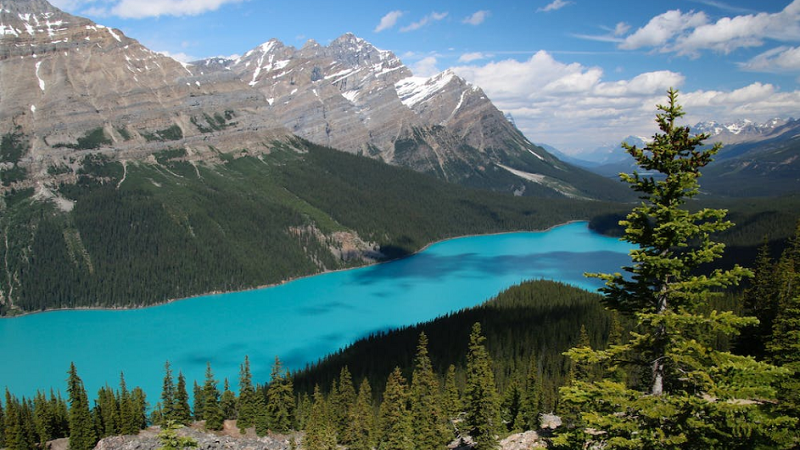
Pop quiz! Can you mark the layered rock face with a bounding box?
[0,0,285,183]
[1,0,622,199]
[195,33,574,190]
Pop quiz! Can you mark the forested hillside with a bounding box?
[0,139,622,315]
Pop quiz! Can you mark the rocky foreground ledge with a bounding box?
[75,419,551,450]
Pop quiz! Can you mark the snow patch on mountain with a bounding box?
[395,70,456,108]
[35,60,45,91]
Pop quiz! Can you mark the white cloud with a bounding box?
[537,0,573,13]
[375,10,404,33]
[452,52,800,154]
[411,56,441,77]
[463,10,490,25]
[401,11,448,32]
[740,46,800,73]
[620,1,800,56]
[614,22,630,36]
[113,0,246,18]
[458,52,488,63]
[620,10,708,50]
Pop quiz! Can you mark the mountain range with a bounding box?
[558,118,800,197]
[0,0,629,201]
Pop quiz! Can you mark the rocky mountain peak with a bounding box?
[1,0,61,15]
[1,2,626,201]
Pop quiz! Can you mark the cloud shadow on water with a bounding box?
[350,251,630,286]
[297,300,354,316]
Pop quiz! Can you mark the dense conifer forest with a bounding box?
[0,140,623,316]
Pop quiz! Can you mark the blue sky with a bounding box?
[50,0,800,154]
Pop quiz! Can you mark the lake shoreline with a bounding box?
[2,220,586,319]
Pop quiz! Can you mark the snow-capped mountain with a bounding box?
[191,33,577,194]
[0,0,283,185]
[1,0,628,200]
[692,118,791,145]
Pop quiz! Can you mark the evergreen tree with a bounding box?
[295,392,312,430]
[174,372,192,425]
[192,382,204,422]
[377,367,413,450]
[554,89,796,449]
[303,385,336,450]
[253,388,270,437]
[463,323,501,450]
[130,387,148,431]
[20,399,36,450]
[410,333,449,449]
[50,389,70,439]
[266,357,295,433]
[500,378,523,433]
[767,230,800,440]
[740,240,779,357]
[32,391,55,445]
[202,362,224,431]
[4,392,35,450]
[118,373,138,435]
[161,361,176,424]
[330,366,355,443]
[66,363,96,450]
[521,353,541,430]
[0,391,6,448]
[442,364,461,422]
[236,356,256,432]
[94,385,120,437]
[347,378,375,450]
[220,379,237,421]
[4,389,23,450]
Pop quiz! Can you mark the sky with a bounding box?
[48,0,800,155]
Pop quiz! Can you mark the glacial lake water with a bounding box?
[0,222,631,402]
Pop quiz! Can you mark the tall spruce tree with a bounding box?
[201,363,224,431]
[521,353,541,430]
[767,224,800,439]
[236,356,256,432]
[377,367,413,450]
[220,379,237,421]
[253,387,270,437]
[442,364,461,422]
[303,385,336,450]
[266,357,295,433]
[66,363,96,450]
[192,382,204,422]
[554,89,796,449]
[4,389,23,450]
[160,361,176,424]
[32,391,56,445]
[331,366,355,443]
[410,332,449,449]
[130,387,148,431]
[0,391,6,449]
[347,378,375,450]
[174,372,192,425]
[118,373,138,435]
[463,323,501,450]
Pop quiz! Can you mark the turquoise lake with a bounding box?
[0,222,631,402]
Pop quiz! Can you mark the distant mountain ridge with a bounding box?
[191,34,628,199]
[0,0,628,201]
[565,117,800,197]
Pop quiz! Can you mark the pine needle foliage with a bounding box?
[463,323,501,450]
[554,89,797,449]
